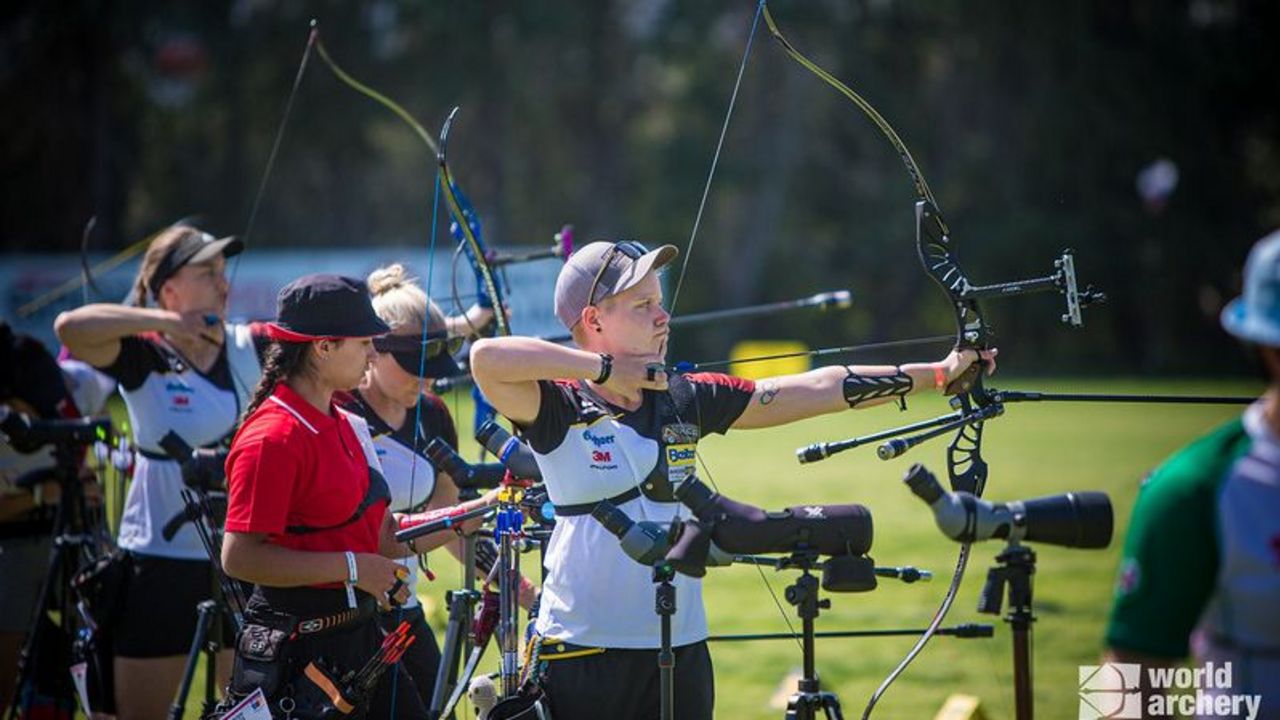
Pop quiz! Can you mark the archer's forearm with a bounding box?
[222,532,353,587]
[733,362,943,429]
[54,305,178,366]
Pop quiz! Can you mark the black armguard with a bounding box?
[842,367,913,410]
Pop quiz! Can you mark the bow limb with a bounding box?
[313,38,440,155]
[756,6,990,716]
[435,108,511,338]
[313,39,507,339]
[80,216,102,306]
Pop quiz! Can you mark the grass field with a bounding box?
[106,377,1256,719]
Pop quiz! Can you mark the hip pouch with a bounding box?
[230,613,295,700]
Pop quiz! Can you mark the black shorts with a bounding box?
[114,553,235,658]
[378,605,441,710]
[541,641,714,720]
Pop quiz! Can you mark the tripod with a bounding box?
[781,555,847,720]
[978,541,1037,720]
[164,488,245,720]
[650,553,870,720]
[428,488,483,720]
[436,488,552,718]
[7,434,111,720]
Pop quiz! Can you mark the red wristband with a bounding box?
[933,365,947,391]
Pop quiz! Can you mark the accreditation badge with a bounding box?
[661,423,700,490]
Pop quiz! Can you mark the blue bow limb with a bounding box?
[447,181,503,310]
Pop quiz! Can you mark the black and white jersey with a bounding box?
[100,324,262,559]
[517,372,754,649]
[339,390,459,608]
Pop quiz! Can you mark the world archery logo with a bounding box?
[1078,663,1141,719]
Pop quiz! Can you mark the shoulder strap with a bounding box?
[224,323,262,410]
[336,407,382,472]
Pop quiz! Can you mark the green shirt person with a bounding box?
[1103,230,1280,718]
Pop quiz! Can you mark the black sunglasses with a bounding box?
[586,240,649,307]
[372,331,464,358]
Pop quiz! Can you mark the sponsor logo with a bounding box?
[1078,662,1261,719]
[592,450,612,463]
[1114,558,1140,595]
[582,429,615,448]
[802,506,825,519]
[167,380,194,412]
[662,423,699,445]
[666,447,697,463]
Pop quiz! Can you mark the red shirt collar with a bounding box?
[269,382,340,434]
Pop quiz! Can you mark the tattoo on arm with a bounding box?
[758,380,780,405]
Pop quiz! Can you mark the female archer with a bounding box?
[219,273,427,718]
[338,263,537,710]
[55,225,262,719]
[469,239,996,720]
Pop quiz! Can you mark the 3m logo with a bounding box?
[592,450,612,463]
[1079,663,1142,719]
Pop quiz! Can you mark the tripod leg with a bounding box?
[823,693,845,720]
[784,693,806,720]
[428,592,475,719]
[8,545,60,718]
[168,600,216,720]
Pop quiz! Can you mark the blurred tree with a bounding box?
[1,0,1277,374]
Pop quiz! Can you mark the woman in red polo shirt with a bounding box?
[219,274,427,719]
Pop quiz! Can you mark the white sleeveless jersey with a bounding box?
[107,324,262,559]
[518,375,754,649]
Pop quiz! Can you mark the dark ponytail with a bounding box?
[244,341,312,419]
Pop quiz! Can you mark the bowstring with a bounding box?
[305,30,456,718]
[231,25,317,293]
[666,0,805,652]
[668,0,767,317]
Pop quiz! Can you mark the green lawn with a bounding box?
[103,377,1256,719]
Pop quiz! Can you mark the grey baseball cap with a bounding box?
[554,240,678,329]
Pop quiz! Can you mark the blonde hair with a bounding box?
[367,263,447,333]
[130,225,205,308]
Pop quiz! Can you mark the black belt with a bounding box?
[137,447,175,461]
[246,590,378,638]
[555,487,641,517]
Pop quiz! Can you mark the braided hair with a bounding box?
[243,340,312,419]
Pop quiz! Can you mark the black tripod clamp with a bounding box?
[977,542,1036,620]
[652,561,678,720]
[977,541,1039,720]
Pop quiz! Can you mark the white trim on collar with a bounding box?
[267,395,319,435]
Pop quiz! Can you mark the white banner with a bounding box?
[1,248,564,348]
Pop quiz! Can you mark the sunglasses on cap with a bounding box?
[372,331,464,358]
[586,240,649,307]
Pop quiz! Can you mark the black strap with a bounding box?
[285,466,391,535]
[138,429,237,462]
[137,447,174,461]
[555,487,642,517]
